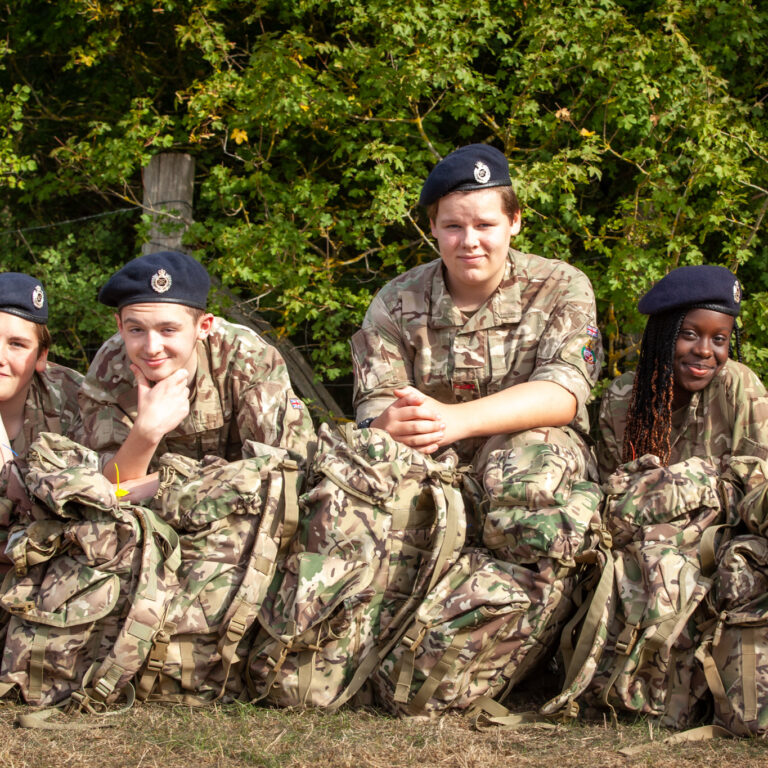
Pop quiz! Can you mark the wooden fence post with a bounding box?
[141,153,195,255]
[141,152,346,423]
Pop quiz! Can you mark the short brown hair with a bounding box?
[427,185,520,224]
[35,323,52,356]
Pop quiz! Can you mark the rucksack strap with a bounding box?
[468,695,559,730]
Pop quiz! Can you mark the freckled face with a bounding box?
[0,312,47,407]
[672,308,734,408]
[117,303,213,384]
[430,188,520,310]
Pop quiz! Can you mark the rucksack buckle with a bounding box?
[402,621,428,651]
[226,617,247,642]
[615,623,638,655]
[8,600,33,615]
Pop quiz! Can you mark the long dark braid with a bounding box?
[622,309,686,465]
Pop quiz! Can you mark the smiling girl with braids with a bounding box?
[597,265,768,481]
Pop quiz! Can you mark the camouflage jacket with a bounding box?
[351,248,602,437]
[597,359,768,480]
[11,364,84,460]
[79,317,315,469]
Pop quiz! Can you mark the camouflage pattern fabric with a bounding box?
[597,360,768,481]
[11,364,84,461]
[0,364,84,573]
[351,248,602,460]
[373,549,576,716]
[246,422,466,709]
[79,317,316,470]
[602,454,734,551]
[583,540,713,729]
[134,444,301,704]
[543,454,742,727]
[722,456,768,535]
[479,430,602,566]
[0,434,180,708]
[697,534,768,736]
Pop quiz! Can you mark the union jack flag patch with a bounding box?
[289,398,304,410]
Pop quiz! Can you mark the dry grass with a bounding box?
[0,701,767,768]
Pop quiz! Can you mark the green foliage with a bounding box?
[1,0,766,395]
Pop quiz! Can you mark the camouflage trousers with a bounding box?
[461,427,602,568]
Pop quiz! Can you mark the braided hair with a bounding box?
[622,309,685,465]
[621,305,742,465]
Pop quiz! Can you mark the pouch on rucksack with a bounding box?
[246,423,466,710]
[0,433,180,708]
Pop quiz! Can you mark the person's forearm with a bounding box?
[103,428,161,482]
[442,381,577,444]
[117,472,160,502]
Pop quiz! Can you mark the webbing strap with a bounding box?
[701,645,729,704]
[392,619,429,703]
[16,707,116,731]
[280,462,299,554]
[700,524,729,577]
[562,549,614,690]
[253,640,291,702]
[469,696,556,731]
[135,625,174,701]
[91,663,126,701]
[214,601,250,702]
[146,511,182,572]
[180,638,195,691]
[29,623,49,703]
[408,631,467,714]
[743,627,757,722]
[617,724,735,756]
[297,648,317,707]
[428,478,463,595]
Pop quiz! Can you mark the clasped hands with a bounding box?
[370,386,468,454]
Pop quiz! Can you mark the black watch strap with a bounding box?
[357,417,375,429]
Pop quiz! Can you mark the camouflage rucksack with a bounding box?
[697,533,768,736]
[246,423,466,710]
[373,549,585,716]
[543,454,734,727]
[134,443,302,705]
[0,433,180,709]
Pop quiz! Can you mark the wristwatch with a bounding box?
[357,417,375,429]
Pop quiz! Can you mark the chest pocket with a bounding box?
[451,330,487,401]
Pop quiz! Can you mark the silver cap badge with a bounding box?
[473,161,491,184]
[150,269,172,294]
[32,285,45,309]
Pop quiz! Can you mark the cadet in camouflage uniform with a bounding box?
[351,144,602,481]
[79,251,315,485]
[0,272,82,462]
[598,265,768,480]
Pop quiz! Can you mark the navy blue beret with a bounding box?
[99,251,210,310]
[419,144,511,207]
[0,272,48,324]
[638,265,741,317]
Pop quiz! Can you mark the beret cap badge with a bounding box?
[473,161,491,184]
[733,280,741,304]
[150,269,172,294]
[32,285,45,309]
